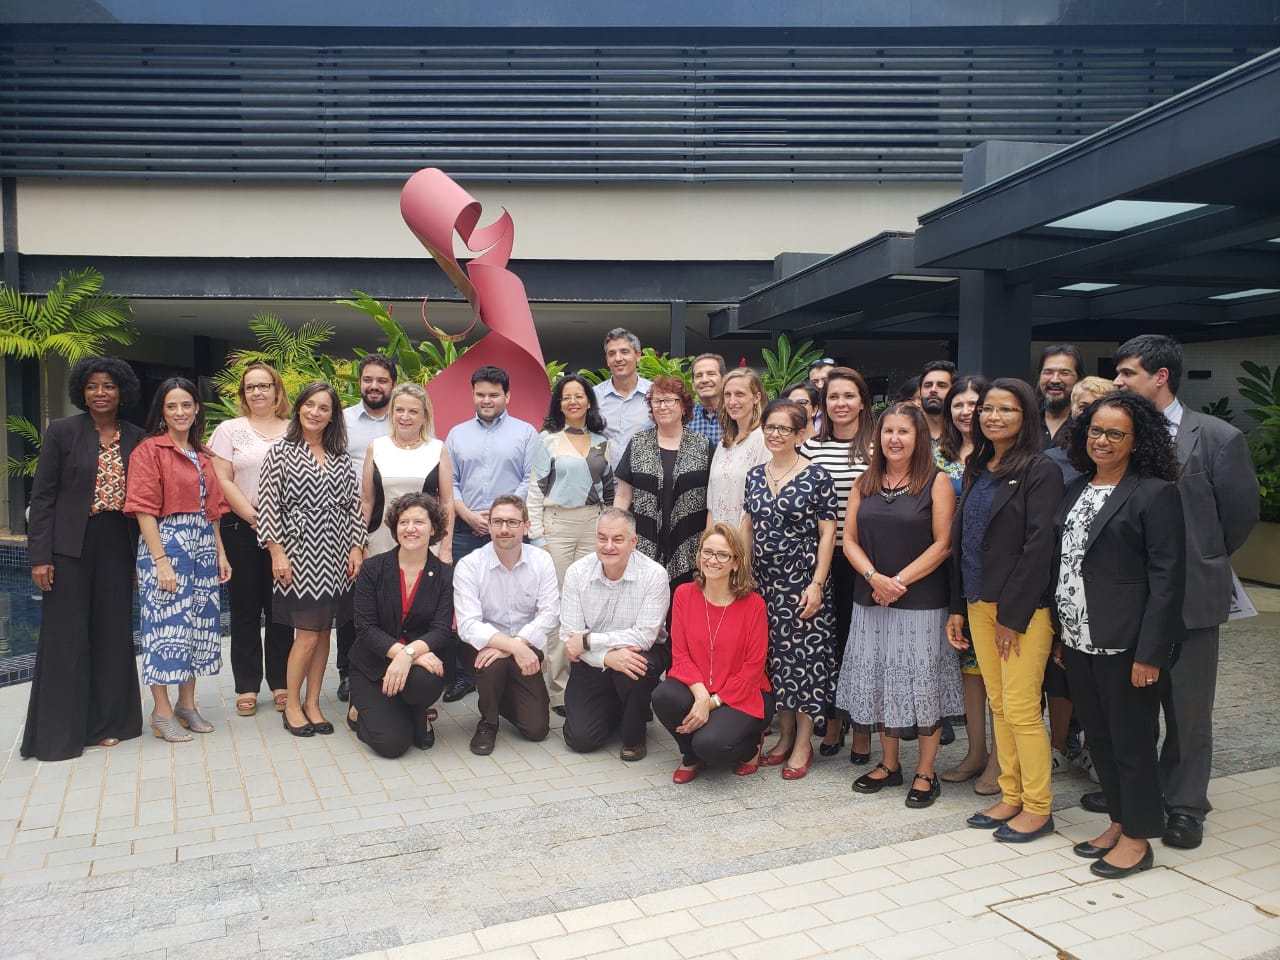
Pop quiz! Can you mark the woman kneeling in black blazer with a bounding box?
[350,492,454,757]
[1054,393,1185,879]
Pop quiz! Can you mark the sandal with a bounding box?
[906,772,941,809]
[95,737,120,748]
[853,763,903,794]
[273,691,288,713]
[235,694,257,717]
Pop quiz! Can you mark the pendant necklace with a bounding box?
[704,592,730,686]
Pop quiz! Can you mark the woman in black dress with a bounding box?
[22,357,145,761]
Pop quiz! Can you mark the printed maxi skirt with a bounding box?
[137,511,222,685]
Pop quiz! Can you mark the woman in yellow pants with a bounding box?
[946,378,1064,843]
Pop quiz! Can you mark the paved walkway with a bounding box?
[0,588,1276,960]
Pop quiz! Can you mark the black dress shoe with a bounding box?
[336,675,350,702]
[967,810,1015,829]
[853,764,903,794]
[444,676,476,703]
[1080,791,1108,814]
[1163,813,1203,850]
[413,722,435,751]
[940,718,955,746]
[905,772,941,809]
[994,816,1056,843]
[849,750,871,765]
[282,713,315,737]
[470,720,498,756]
[1072,840,1116,859]
[1091,844,1154,879]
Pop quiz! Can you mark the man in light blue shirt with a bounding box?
[593,328,652,469]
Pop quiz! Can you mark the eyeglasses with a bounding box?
[651,397,681,408]
[762,424,796,436]
[1086,426,1130,443]
[791,397,813,407]
[489,517,525,529]
[699,548,733,564]
[244,383,275,394]
[979,405,1022,418]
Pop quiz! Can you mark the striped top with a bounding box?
[799,437,870,537]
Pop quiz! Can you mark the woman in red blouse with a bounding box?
[651,522,772,783]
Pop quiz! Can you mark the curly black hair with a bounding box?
[385,492,449,547]
[543,373,606,434]
[67,356,141,413]
[1066,392,1178,482]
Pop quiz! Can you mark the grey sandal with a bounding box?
[173,705,214,734]
[150,712,193,742]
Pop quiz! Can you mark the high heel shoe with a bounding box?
[282,712,315,737]
[173,705,213,734]
[781,750,813,781]
[150,712,192,743]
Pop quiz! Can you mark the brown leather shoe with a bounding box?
[620,742,647,762]
[470,721,498,756]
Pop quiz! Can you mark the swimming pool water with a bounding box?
[0,566,45,660]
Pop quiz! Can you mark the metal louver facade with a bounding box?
[0,41,1267,182]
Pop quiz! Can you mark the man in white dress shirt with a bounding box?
[453,494,559,756]
[560,508,671,761]
[593,328,652,469]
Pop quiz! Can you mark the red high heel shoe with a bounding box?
[781,751,813,781]
[672,762,703,784]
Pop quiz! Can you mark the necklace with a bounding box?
[564,425,587,435]
[391,434,424,450]
[766,456,800,488]
[703,592,731,686]
[879,472,911,504]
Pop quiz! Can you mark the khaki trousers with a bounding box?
[540,504,603,707]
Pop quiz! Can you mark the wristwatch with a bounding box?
[863,567,877,583]
[400,643,416,658]
[710,694,723,709]
[582,632,592,651]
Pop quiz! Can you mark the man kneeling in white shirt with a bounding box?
[560,508,671,761]
[453,495,560,756]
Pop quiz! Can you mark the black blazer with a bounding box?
[352,548,455,683]
[27,413,145,565]
[950,453,1065,634]
[1052,472,1187,667]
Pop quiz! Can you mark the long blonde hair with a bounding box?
[694,523,756,599]
[389,382,435,440]
[717,368,766,448]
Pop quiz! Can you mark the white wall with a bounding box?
[1180,335,1280,431]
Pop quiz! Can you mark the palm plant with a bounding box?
[5,416,41,478]
[334,291,468,381]
[761,333,824,399]
[0,267,137,429]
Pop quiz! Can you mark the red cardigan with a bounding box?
[124,434,228,523]
[667,582,771,718]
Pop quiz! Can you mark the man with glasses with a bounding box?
[559,509,670,761]
[594,328,652,469]
[688,353,726,446]
[453,495,559,756]
[1037,344,1084,444]
[336,353,397,702]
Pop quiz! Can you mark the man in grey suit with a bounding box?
[1099,334,1259,850]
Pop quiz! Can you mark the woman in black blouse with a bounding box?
[350,492,454,758]
[1054,393,1185,878]
[22,357,145,761]
[614,375,712,590]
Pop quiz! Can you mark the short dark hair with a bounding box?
[967,377,1045,482]
[1114,335,1184,394]
[489,493,528,521]
[762,398,807,433]
[386,492,449,546]
[1039,344,1084,379]
[471,365,510,392]
[285,381,348,457]
[938,374,990,463]
[858,403,937,498]
[895,375,921,401]
[358,352,397,382]
[784,381,821,407]
[144,377,206,452]
[1067,393,1179,482]
[921,360,957,380]
[649,374,695,424]
[68,356,140,413]
[544,374,606,433]
[602,328,641,353]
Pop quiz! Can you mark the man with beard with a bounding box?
[442,365,538,702]
[1037,344,1084,444]
[918,360,956,454]
[336,353,397,702]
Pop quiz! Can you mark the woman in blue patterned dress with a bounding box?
[126,378,232,743]
[742,399,838,781]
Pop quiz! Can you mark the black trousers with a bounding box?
[222,516,293,694]
[825,554,855,719]
[466,645,550,741]
[1064,645,1165,839]
[1159,627,1218,822]
[348,666,446,759]
[335,620,355,677]
[651,678,774,768]
[562,645,668,752]
[21,512,143,761]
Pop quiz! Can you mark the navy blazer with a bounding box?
[1053,471,1187,667]
[27,413,145,565]
[351,548,455,684]
[950,453,1065,634]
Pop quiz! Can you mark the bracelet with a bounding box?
[710,693,723,709]
[152,554,168,563]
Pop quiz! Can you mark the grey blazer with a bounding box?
[1175,408,1259,630]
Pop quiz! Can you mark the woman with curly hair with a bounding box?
[1053,392,1185,879]
[22,357,146,760]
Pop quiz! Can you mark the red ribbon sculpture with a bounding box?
[399,168,550,435]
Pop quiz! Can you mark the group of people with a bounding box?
[20,327,1259,882]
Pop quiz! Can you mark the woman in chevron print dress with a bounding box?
[258,382,367,737]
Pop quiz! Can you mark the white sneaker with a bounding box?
[1073,745,1101,783]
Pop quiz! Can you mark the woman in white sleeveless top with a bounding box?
[705,368,769,527]
[362,383,454,560]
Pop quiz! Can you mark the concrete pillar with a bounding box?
[957,272,1033,379]
[669,300,687,357]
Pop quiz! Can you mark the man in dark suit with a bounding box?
[1105,334,1259,849]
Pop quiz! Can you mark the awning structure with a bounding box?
[714,47,1280,365]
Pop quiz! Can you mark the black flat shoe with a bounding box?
[853,763,903,794]
[1073,840,1116,859]
[282,713,314,737]
[905,772,941,809]
[1162,813,1203,850]
[849,750,871,765]
[967,810,1016,829]
[310,721,334,735]
[1080,791,1109,814]
[336,675,350,702]
[413,722,435,751]
[819,719,848,756]
[444,676,475,703]
[939,718,955,746]
[994,816,1056,844]
[1091,844,1154,879]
